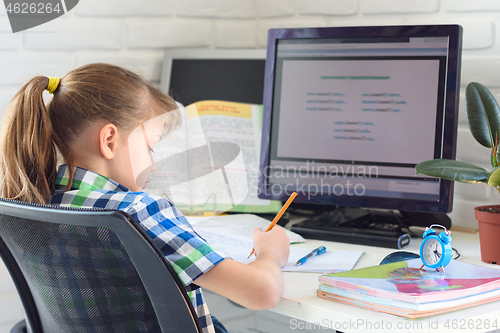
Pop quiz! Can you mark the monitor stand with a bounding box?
[290,206,451,249]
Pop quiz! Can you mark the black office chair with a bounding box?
[0,198,202,333]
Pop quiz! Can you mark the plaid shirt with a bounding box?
[51,166,228,333]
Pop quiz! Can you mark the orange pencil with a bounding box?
[247,192,297,258]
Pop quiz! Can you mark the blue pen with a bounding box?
[296,246,327,266]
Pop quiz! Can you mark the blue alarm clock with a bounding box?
[419,224,452,273]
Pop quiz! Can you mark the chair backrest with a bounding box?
[0,198,202,333]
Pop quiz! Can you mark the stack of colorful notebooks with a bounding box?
[317,258,500,319]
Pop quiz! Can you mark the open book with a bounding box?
[147,100,281,215]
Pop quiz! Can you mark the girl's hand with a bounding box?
[194,225,290,309]
[252,226,290,267]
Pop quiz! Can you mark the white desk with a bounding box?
[271,230,500,333]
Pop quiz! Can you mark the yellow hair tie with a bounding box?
[46,77,60,94]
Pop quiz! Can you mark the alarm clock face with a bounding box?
[421,237,443,266]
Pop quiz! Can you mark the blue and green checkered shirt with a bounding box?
[51,165,228,333]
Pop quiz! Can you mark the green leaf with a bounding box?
[465,82,500,148]
[488,166,500,186]
[415,159,489,183]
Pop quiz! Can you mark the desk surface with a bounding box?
[273,229,500,333]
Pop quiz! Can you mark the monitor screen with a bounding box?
[161,49,266,106]
[258,25,462,214]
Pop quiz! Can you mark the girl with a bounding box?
[0,63,290,333]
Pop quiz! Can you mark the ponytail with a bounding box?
[0,77,58,204]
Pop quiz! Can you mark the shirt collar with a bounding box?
[55,165,129,192]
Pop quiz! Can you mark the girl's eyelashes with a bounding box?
[148,147,155,154]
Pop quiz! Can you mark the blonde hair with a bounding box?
[0,63,180,204]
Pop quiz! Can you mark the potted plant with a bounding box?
[415,82,500,265]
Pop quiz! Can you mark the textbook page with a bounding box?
[184,101,249,212]
[190,101,262,203]
[185,101,280,214]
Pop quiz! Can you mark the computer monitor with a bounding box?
[258,25,462,247]
[161,49,266,106]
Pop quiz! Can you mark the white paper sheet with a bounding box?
[283,248,364,273]
[187,214,363,272]
[187,214,305,244]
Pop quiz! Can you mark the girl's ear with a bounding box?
[99,124,120,160]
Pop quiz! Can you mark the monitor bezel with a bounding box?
[258,25,462,213]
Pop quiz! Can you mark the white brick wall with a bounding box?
[256,0,295,18]
[25,18,123,50]
[359,0,440,14]
[462,56,500,87]
[445,0,500,12]
[76,51,164,82]
[297,0,358,16]
[215,21,257,48]
[76,0,173,16]
[127,19,213,48]
[0,19,21,49]
[0,53,74,85]
[1,0,500,331]
[177,0,256,18]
